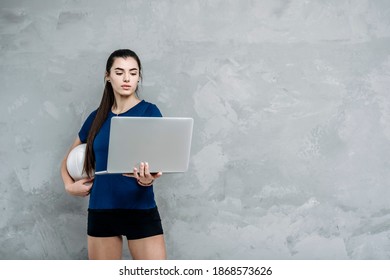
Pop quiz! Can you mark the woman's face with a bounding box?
[107,56,140,98]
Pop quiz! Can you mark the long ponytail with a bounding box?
[83,84,115,177]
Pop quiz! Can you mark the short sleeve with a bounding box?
[78,110,98,143]
[145,103,163,117]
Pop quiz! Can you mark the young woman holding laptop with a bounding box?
[60,49,166,260]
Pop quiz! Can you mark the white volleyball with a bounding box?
[66,143,89,181]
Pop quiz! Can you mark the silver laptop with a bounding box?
[94,117,194,175]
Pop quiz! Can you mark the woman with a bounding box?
[60,49,166,260]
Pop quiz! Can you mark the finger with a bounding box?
[83,185,92,196]
[82,179,94,187]
[144,162,151,177]
[133,167,139,180]
[139,162,145,178]
[83,182,93,188]
[152,171,163,179]
[81,177,94,183]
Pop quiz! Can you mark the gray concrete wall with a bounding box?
[1,0,390,259]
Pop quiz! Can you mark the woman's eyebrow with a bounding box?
[114,67,138,71]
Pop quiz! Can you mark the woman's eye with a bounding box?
[131,73,137,76]
[115,72,123,76]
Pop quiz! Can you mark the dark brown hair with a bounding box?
[83,49,142,177]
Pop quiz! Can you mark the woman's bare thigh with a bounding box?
[88,235,123,260]
[127,234,166,260]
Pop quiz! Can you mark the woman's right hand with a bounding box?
[65,177,94,197]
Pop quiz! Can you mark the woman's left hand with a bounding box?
[123,162,162,186]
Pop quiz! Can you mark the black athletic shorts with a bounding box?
[87,207,163,240]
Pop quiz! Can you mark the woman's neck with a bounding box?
[112,95,141,115]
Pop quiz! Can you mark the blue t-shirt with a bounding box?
[78,100,162,210]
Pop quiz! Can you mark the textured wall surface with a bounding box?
[1,0,390,260]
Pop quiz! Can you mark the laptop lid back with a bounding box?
[107,117,193,173]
